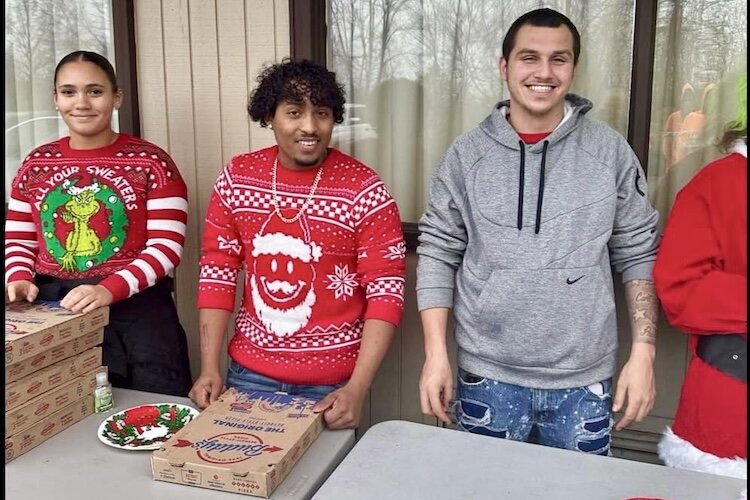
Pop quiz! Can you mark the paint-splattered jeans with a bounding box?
[455,367,613,455]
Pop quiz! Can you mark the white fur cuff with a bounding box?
[658,427,747,479]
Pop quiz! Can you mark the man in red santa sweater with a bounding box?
[189,58,406,429]
[654,74,746,487]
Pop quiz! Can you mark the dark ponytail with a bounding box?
[54,51,118,91]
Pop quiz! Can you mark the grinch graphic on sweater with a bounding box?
[40,178,128,272]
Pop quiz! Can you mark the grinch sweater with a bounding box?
[198,146,406,385]
[654,145,747,459]
[4,134,188,302]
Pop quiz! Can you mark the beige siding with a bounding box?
[134,0,685,460]
[134,0,287,381]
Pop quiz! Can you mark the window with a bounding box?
[326,1,636,221]
[647,0,746,225]
[4,0,117,201]
[302,1,746,225]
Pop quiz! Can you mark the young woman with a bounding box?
[5,51,192,396]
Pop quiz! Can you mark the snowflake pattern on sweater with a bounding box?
[198,146,406,385]
[4,134,188,303]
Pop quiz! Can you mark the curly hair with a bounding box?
[248,58,346,127]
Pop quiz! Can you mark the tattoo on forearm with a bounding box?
[626,280,658,344]
[640,324,657,342]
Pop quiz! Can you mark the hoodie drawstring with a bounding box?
[517,140,525,230]
[516,140,549,233]
[534,140,549,234]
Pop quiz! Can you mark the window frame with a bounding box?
[113,0,141,137]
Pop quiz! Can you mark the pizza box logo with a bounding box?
[174,432,283,464]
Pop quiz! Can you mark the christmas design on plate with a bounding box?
[97,403,199,450]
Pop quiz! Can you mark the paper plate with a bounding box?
[97,403,200,450]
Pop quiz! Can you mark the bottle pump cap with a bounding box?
[96,371,109,386]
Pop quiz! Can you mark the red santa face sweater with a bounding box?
[4,134,188,302]
[198,146,406,385]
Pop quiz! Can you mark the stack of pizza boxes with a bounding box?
[5,301,109,463]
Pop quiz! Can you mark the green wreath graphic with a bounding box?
[39,179,128,271]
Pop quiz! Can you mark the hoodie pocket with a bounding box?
[475,265,616,370]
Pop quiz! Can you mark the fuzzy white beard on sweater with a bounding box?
[250,275,315,337]
[658,427,747,481]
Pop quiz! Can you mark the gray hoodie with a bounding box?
[416,94,660,389]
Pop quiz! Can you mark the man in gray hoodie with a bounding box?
[416,8,660,455]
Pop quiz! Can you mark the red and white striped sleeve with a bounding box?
[4,186,39,284]
[99,179,188,302]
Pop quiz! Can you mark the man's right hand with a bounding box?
[188,371,226,409]
[419,352,454,425]
[6,280,38,303]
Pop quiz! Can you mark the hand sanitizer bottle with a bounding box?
[94,371,114,413]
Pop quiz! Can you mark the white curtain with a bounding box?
[327,0,635,221]
[328,1,747,224]
[4,0,115,200]
[647,0,747,227]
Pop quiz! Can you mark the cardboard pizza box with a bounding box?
[5,301,109,365]
[5,393,95,464]
[151,388,325,498]
[5,328,104,384]
[6,346,103,411]
[5,367,104,436]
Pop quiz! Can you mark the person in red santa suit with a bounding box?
[654,74,746,483]
[189,58,406,429]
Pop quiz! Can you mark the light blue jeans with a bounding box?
[455,367,614,455]
[226,360,345,401]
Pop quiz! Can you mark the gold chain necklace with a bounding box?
[271,155,324,224]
